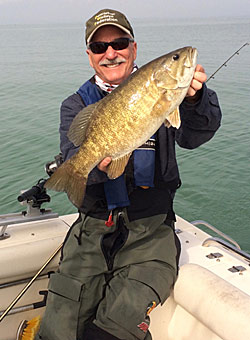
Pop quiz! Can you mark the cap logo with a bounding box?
[94,12,118,26]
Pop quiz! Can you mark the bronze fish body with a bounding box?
[45,46,198,208]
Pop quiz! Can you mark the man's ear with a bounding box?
[86,49,94,68]
[132,41,137,61]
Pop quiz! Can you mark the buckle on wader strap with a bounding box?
[105,211,114,227]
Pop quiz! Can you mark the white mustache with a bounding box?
[99,58,126,66]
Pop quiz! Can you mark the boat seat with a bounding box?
[150,263,250,340]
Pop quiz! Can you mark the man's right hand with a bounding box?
[97,157,112,173]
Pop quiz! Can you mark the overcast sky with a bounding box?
[0,0,250,25]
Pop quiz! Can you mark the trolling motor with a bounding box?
[0,178,59,241]
[16,153,63,214]
[17,179,50,209]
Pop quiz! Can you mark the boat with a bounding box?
[0,181,250,340]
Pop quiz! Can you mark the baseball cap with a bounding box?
[85,9,134,44]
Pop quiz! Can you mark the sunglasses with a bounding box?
[87,37,134,54]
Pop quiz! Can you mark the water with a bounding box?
[0,17,249,251]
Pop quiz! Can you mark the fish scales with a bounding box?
[45,46,197,208]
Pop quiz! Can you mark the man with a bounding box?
[37,9,222,340]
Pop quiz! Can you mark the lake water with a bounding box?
[0,17,249,251]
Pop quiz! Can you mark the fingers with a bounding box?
[97,157,112,172]
[187,78,203,96]
[195,64,205,73]
[194,67,207,84]
[186,64,207,97]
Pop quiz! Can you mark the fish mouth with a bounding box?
[183,47,198,68]
[190,47,198,65]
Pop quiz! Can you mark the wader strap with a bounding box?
[133,134,156,188]
[104,175,130,211]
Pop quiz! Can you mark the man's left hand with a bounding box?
[186,64,207,97]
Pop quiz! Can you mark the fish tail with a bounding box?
[44,160,88,209]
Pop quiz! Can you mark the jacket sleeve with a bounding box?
[176,84,222,149]
[59,93,108,185]
[59,93,82,161]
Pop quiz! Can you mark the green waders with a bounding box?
[36,211,180,340]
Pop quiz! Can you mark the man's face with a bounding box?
[86,25,137,85]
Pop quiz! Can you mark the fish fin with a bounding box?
[44,160,88,208]
[67,103,98,146]
[164,119,171,128]
[151,95,172,119]
[165,107,181,129]
[106,153,132,179]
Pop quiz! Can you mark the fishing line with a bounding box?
[206,42,249,82]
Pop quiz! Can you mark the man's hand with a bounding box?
[186,64,207,97]
[97,157,112,173]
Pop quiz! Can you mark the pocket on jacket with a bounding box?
[37,272,83,340]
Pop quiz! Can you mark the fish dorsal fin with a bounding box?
[67,103,98,146]
[106,153,132,179]
[165,107,181,129]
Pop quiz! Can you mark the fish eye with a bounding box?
[173,54,180,61]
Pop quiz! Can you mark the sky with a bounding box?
[0,0,250,25]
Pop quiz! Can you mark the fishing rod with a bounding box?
[206,42,249,82]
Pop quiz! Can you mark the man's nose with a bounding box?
[105,45,118,59]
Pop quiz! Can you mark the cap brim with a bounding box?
[87,23,132,44]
